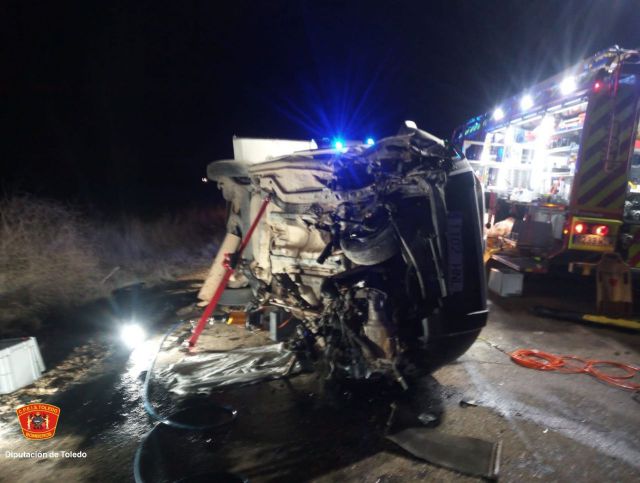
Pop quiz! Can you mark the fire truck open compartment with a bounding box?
[455,46,640,273]
[467,98,587,208]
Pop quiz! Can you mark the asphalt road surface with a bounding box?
[0,275,639,482]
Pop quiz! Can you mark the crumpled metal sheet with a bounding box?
[387,427,501,479]
[160,343,299,395]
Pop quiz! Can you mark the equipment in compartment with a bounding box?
[455,46,640,274]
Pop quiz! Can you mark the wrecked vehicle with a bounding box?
[205,122,488,386]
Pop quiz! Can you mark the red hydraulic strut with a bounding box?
[187,195,271,349]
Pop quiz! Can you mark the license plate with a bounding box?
[447,212,464,293]
[573,234,612,247]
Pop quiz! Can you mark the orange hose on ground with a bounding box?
[510,349,640,391]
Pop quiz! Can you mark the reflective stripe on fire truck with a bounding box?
[573,84,639,214]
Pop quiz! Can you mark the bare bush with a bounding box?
[93,206,225,285]
[0,195,225,332]
[0,196,103,330]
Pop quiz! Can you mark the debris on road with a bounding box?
[417,411,439,426]
[387,427,501,479]
[459,399,479,408]
[160,343,300,394]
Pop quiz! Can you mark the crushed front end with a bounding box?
[207,124,488,387]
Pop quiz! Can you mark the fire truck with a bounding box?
[453,46,640,274]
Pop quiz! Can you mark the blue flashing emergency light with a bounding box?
[365,137,375,146]
[333,140,344,150]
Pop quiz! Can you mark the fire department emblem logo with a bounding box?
[16,404,61,440]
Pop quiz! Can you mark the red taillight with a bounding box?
[594,225,609,236]
[574,222,586,234]
[593,81,602,91]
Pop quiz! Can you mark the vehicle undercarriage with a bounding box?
[207,123,488,387]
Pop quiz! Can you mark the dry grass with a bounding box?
[0,195,225,333]
[0,196,102,329]
[92,206,225,285]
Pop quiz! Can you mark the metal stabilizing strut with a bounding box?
[187,195,271,349]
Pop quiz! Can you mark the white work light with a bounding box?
[120,322,146,349]
[560,76,577,95]
[520,94,534,111]
[493,107,505,121]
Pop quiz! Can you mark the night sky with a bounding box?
[4,1,640,214]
